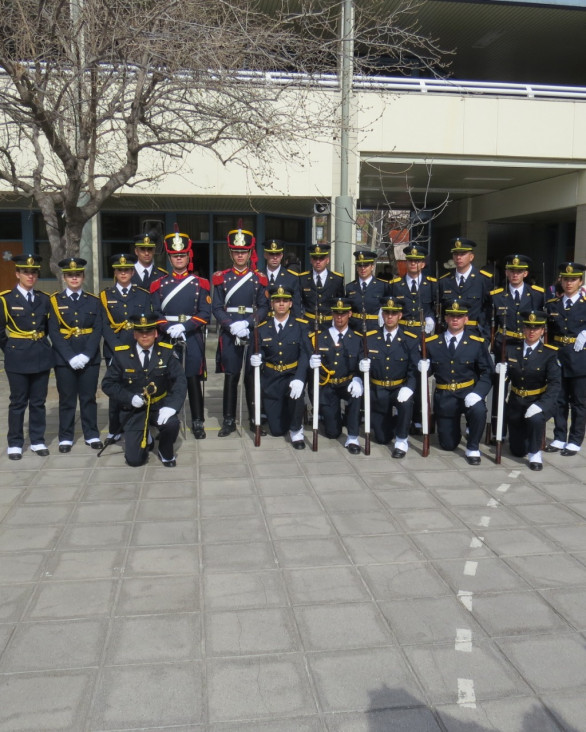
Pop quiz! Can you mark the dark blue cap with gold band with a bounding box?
[263,239,284,254]
[379,296,403,312]
[558,262,586,278]
[445,299,469,315]
[353,249,376,264]
[505,254,532,270]
[110,253,138,269]
[130,313,158,330]
[450,237,476,253]
[403,244,428,260]
[330,297,352,312]
[522,310,547,326]
[134,233,157,248]
[12,254,42,269]
[309,243,331,257]
[58,257,87,273]
[269,285,293,299]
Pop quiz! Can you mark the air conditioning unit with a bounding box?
[313,202,331,216]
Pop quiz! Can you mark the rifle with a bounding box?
[361,302,371,456]
[419,305,431,457]
[495,307,507,464]
[312,295,320,452]
[252,297,262,447]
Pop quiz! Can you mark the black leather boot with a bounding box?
[187,375,206,439]
[218,373,238,437]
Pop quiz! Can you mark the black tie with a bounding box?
[27,292,33,304]
[122,287,128,297]
[449,336,457,356]
[338,332,343,345]
[524,346,533,360]
[410,279,417,294]
[70,292,79,302]
[270,274,275,286]
[277,322,283,334]
[142,270,149,287]
[514,291,520,304]
[362,281,367,293]
[386,332,391,344]
[142,349,150,370]
[316,275,323,289]
[459,275,465,290]
[566,299,573,310]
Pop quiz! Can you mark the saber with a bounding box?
[252,297,261,447]
[312,291,320,452]
[361,303,371,456]
[495,308,507,464]
[419,306,431,457]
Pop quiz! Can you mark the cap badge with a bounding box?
[26,256,35,266]
[566,264,574,274]
[529,312,536,322]
[277,286,285,296]
[233,230,246,248]
[69,259,76,269]
[140,315,147,326]
[143,235,150,245]
[452,301,460,311]
[314,245,322,254]
[336,299,344,308]
[411,247,418,255]
[172,233,183,251]
[455,239,462,249]
[269,241,278,251]
[513,256,520,266]
[120,255,127,265]
[357,252,365,262]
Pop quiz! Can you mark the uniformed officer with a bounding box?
[0,254,54,459]
[262,239,302,316]
[438,237,493,338]
[101,314,187,467]
[358,297,418,457]
[345,249,390,333]
[389,244,437,335]
[151,228,211,439]
[420,300,494,465]
[489,253,545,439]
[131,233,168,289]
[212,227,269,436]
[309,297,363,454]
[100,253,153,442]
[545,262,586,456]
[497,310,561,470]
[249,286,311,447]
[48,258,103,452]
[298,243,345,331]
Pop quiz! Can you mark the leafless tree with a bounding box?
[0,0,446,276]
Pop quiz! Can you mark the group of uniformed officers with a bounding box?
[1,229,585,470]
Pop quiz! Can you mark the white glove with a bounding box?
[348,376,363,398]
[157,406,176,425]
[77,354,90,368]
[289,379,304,400]
[250,353,263,367]
[464,392,482,408]
[525,403,543,419]
[131,394,145,408]
[424,317,435,335]
[397,386,414,403]
[574,330,586,351]
[235,328,250,342]
[418,359,430,373]
[230,320,249,336]
[309,354,322,369]
[167,324,185,339]
[359,358,371,373]
[495,362,508,375]
[68,355,83,370]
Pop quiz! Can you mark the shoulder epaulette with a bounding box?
[403,330,418,339]
[425,334,439,342]
[440,272,451,279]
[299,270,310,276]
[295,317,309,324]
[287,269,300,277]
[531,284,545,293]
[258,320,268,327]
[157,267,168,274]
[480,270,494,278]
[198,277,211,291]
[470,334,485,342]
[0,289,9,296]
[544,343,558,351]
[212,272,224,286]
[85,292,99,299]
[114,345,130,351]
[332,270,344,278]
[150,279,162,293]
[545,297,559,304]
[426,276,437,283]
[490,287,504,296]
[390,277,401,284]
[158,341,173,350]
[134,286,150,294]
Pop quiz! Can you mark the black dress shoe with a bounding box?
[529,461,543,471]
[32,448,50,457]
[218,419,236,437]
[346,443,361,455]
[391,448,406,459]
[544,444,560,453]
[162,458,176,467]
[466,455,481,466]
[192,421,206,440]
[59,445,72,454]
[561,448,578,456]
[8,452,22,461]
[292,440,305,450]
[85,441,104,450]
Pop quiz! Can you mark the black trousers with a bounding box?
[120,409,180,466]
[553,374,586,448]
[54,364,100,442]
[507,397,546,456]
[262,372,304,436]
[434,390,486,452]
[320,383,361,439]
[370,384,413,445]
[6,369,50,447]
